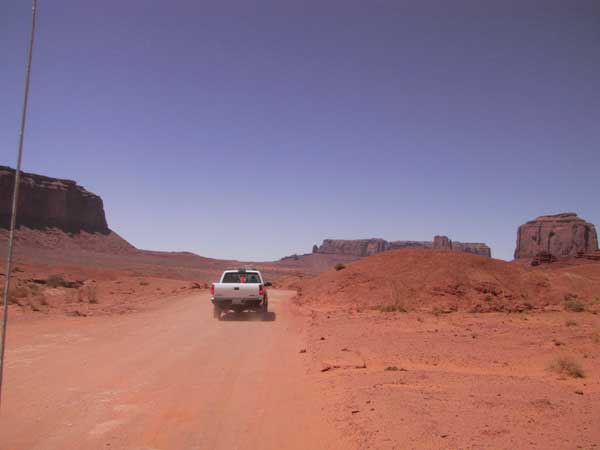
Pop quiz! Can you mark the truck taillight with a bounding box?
[259,284,264,296]
[210,284,215,295]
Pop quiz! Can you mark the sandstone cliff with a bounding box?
[313,236,491,258]
[514,212,598,260]
[0,166,109,233]
[315,239,390,257]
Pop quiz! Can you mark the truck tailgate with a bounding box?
[213,284,260,300]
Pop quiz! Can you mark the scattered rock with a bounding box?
[321,364,333,372]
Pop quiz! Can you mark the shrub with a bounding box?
[548,356,585,378]
[432,304,456,316]
[139,281,150,286]
[334,263,346,271]
[378,303,406,313]
[564,295,585,312]
[78,284,99,304]
[376,281,408,313]
[47,275,70,288]
[565,319,578,327]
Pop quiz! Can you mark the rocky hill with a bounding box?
[297,249,600,313]
[313,235,491,258]
[0,165,109,233]
[514,212,598,260]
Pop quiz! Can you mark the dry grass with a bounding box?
[78,284,99,304]
[377,303,406,313]
[376,281,408,313]
[565,319,578,327]
[548,356,585,378]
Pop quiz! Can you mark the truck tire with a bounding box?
[213,304,221,320]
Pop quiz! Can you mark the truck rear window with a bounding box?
[222,272,261,283]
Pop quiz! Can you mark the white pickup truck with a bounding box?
[210,268,271,320]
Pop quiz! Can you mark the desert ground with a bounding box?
[301,309,599,450]
[0,289,355,450]
[1,238,600,449]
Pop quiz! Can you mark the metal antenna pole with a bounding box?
[0,0,38,409]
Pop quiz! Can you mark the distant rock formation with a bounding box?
[315,239,390,257]
[514,212,599,260]
[0,165,109,233]
[313,236,491,258]
[388,240,433,251]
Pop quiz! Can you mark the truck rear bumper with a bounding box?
[211,298,264,310]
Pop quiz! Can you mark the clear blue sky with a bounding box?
[2,1,599,261]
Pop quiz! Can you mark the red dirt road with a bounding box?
[0,290,351,450]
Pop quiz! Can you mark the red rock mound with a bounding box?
[296,250,600,313]
[0,226,135,255]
